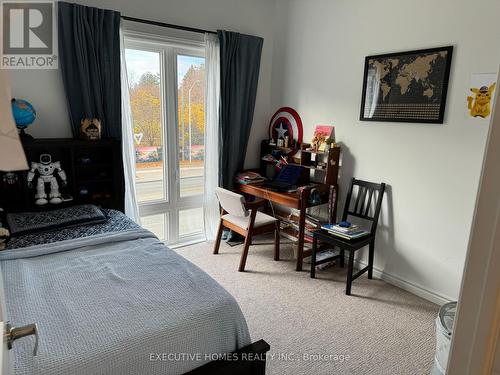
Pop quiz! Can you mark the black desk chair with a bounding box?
[310,178,386,295]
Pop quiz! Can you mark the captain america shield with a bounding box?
[269,107,303,145]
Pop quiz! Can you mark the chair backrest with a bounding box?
[215,187,249,217]
[341,178,386,235]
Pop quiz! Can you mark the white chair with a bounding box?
[213,187,280,272]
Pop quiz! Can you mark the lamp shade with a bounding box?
[0,69,28,172]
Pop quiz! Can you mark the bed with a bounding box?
[0,206,269,375]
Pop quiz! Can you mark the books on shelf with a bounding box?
[277,209,341,244]
[321,223,369,240]
[280,228,313,248]
[326,231,369,240]
[317,261,336,271]
[304,248,339,264]
[279,224,315,244]
[315,248,340,262]
[322,223,360,233]
[305,213,327,228]
[304,248,340,271]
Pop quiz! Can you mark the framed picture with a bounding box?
[360,46,453,123]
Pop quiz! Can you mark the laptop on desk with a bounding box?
[262,165,302,191]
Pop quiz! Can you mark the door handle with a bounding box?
[6,322,39,356]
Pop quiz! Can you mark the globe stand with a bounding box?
[18,128,34,142]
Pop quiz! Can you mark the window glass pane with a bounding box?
[179,207,204,237]
[177,55,205,198]
[125,48,165,202]
[141,214,166,241]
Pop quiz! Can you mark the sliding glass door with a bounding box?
[124,33,205,244]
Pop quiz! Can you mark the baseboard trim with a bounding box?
[169,236,206,249]
[352,258,453,306]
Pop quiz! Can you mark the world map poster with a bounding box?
[360,46,453,123]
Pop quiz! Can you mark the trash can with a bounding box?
[431,301,457,375]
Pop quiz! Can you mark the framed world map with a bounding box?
[360,46,453,123]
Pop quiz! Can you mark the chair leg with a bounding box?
[274,228,280,261]
[238,234,252,272]
[346,250,355,295]
[213,220,224,255]
[310,237,318,279]
[339,249,345,268]
[368,240,375,279]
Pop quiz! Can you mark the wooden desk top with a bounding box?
[238,183,307,209]
[237,181,336,272]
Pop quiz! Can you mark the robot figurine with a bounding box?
[27,154,68,205]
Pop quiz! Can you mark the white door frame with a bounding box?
[447,66,500,374]
[0,270,9,374]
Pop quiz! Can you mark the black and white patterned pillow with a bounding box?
[0,208,9,249]
[6,209,139,249]
[6,205,107,236]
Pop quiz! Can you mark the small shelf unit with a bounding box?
[258,139,341,247]
[259,140,340,186]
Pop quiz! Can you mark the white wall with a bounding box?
[271,0,500,301]
[9,0,276,167]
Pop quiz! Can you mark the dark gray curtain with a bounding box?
[218,30,263,189]
[58,2,121,139]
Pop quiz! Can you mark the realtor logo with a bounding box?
[1,0,58,69]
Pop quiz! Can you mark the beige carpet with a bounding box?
[175,236,438,375]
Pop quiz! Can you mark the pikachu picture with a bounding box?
[467,82,496,118]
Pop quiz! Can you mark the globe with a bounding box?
[11,98,36,130]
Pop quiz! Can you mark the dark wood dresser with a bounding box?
[0,138,125,213]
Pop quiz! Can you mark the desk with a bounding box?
[238,183,315,271]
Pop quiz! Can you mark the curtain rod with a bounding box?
[121,16,217,35]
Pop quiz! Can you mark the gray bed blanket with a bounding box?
[0,229,251,375]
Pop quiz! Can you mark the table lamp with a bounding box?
[0,69,28,172]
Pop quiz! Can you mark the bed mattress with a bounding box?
[0,210,250,375]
